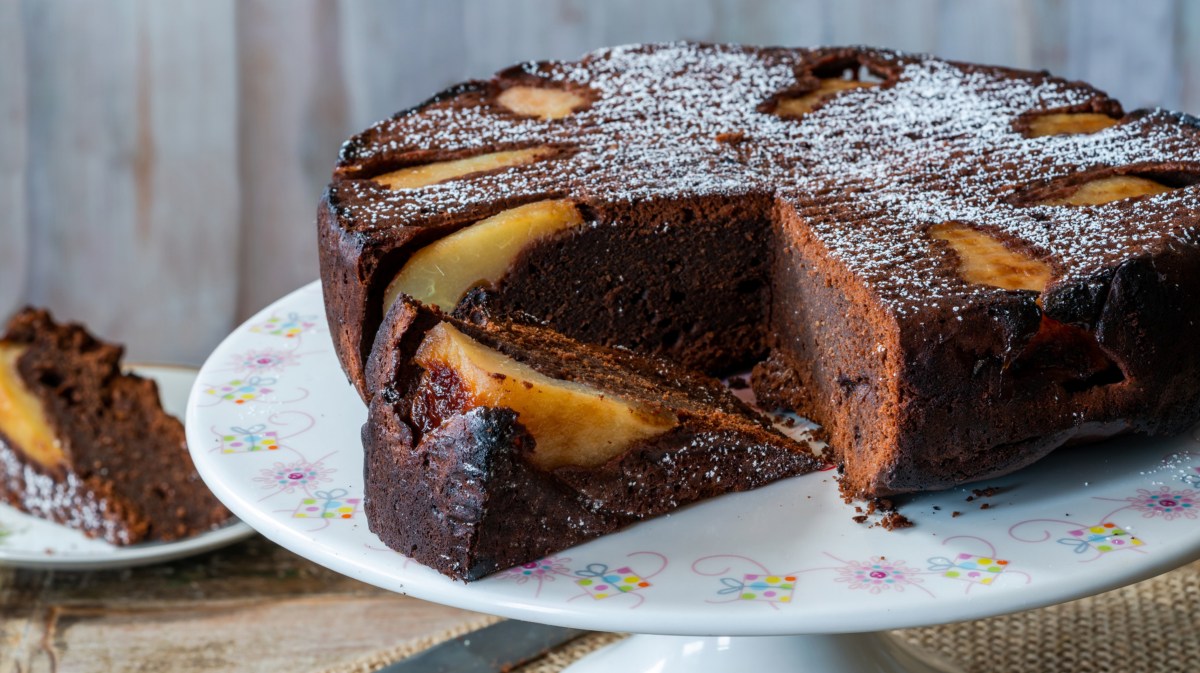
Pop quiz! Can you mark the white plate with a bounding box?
[187,281,1200,636]
[0,365,254,570]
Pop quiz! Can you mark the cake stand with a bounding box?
[186,281,1200,672]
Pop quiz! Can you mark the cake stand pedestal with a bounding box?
[186,282,1200,673]
[562,633,961,672]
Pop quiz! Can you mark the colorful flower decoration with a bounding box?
[500,556,570,585]
[574,563,652,600]
[218,424,280,453]
[927,553,1009,586]
[204,376,276,404]
[1126,486,1198,520]
[255,459,335,493]
[717,573,797,604]
[233,349,302,374]
[293,489,361,520]
[1058,523,1145,554]
[250,313,318,339]
[833,556,924,594]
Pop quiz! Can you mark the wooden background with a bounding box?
[2,0,1198,364]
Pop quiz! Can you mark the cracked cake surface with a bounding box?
[321,42,1200,506]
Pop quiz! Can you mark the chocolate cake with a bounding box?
[364,296,821,580]
[320,43,1200,503]
[0,308,232,545]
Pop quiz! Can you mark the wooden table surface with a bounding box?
[0,535,483,673]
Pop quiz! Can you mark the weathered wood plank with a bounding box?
[1064,0,1181,111]
[339,0,468,127]
[595,0,716,46]
[0,536,481,673]
[1179,0,1200,114]
[825,0,939,52]
[21,0,239,365]
[461,0,607,77]
[933,0,1032,69]
[235,0,345,319]
[707,0,828,47]
[17,596,473,673]
[0,0,27,321]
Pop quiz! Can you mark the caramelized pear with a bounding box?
[0,345,64,469]
[373,147,554,190]
[414,322,678,470]
[497,86,587,119]
[931,222,1052,292]
[1026,113,1119,138]
[1041,176,1173,206]
[774,79,877,118]
[384,199,584,312]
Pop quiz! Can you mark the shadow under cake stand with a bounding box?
[186,281,1200,672]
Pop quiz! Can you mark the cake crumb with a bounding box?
[879,511,914,530]
[952,511,962,518]
[980,503,991,510]
[715,131,746,144]
[849,496,913,530]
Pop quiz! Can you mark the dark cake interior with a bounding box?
[364,297,821,579]
[0,308,232,545]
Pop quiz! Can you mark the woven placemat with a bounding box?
[320,561,1200,673]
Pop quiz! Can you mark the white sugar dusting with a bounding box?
[335,43,1200,317]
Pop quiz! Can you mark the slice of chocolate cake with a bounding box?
[0,308,232,545]
[364,296,822,580]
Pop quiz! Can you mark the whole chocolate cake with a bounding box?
[320,43,1200,505]
[365,296,821,579]
[0,308,232,544]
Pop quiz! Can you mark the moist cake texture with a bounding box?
[0,308,232,544]
[365,297,821,580]
[321,42,1200,500]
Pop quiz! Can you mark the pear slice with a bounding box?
[1040,176,1174,206]
[774,79,877,118]
[1026,113,1119,138]
[0,345,64,469]
[373,147,554,190]
[497,86,587,120]
[384,199,584,312]
[931,222,1052,292]
[414,322,678,470]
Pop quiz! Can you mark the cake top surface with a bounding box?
[329,42,1200,320]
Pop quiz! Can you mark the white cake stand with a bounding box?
[186,282,1200,672]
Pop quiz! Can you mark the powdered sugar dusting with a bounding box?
[332,43,1200,318]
